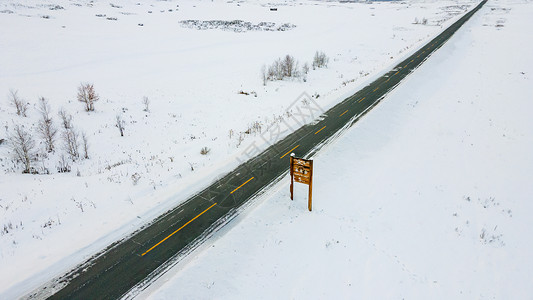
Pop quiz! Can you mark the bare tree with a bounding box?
[116,114,125,137]
[77,83,99,112]
[302,62,310,75]
[9,89,29,117]
[9,125,36,173]
[312,51,329,69]
[81,131,89,159]
[62,128,79,160]
[282,54,296,77]
[273,58,283,80]
[37,97,57,153]
[142,96,150,112]
[58,108,73,130]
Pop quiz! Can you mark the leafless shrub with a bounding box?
[312,51,329,69]
[142,96,150,112]
[81,131,89,159]
[9,89,29,117]
[58,108,73,129]
[9,125,36,173]
[282,54,298,78]
[200,147,210,155]
[62,128,79,160]
[263,54,301,83]
[77,83,99,112]
[57,154,71,173]
[116,114,125,136]
[261,64,268,86]
[37,97,57,152]
[302,62,310,75]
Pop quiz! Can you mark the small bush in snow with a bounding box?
[116,114,125,137]
[142,96,150,112]
[200,147,211,155]
[77,83,99,112]
[9,125,36,173]
[263,54,301,83]
[57,154,71,173]
[312,51,329,69]
[58,108,73,130]
[9,89,29,117]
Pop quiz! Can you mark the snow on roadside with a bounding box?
[143,1,533,299]
[0,0,479,297]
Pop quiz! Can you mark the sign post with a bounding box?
[289,154,313,211]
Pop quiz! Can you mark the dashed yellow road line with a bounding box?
[404,64,408,68]
[339,110,348,117]
[373,87,379,92]
[315,126,326,135]
[141,202,218,257]
[230,177,254,194]
[358,97,366,103]
[395,71,399,76]
[410,59,414,63]
[280,145,299,159]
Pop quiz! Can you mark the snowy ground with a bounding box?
[142,1,533,299]
[0,0,483,297]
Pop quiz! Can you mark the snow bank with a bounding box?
[143,0,533,298]
[0,0,479,297]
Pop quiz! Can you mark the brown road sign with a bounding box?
[290,155,313,211]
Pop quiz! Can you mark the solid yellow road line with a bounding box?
[230,177,254,194]
[339,110,348,117]
[141,202,218,256]
[358,97,366,103]
[315,126,326,135]
[280,145,299,159]
[373,87,379,92]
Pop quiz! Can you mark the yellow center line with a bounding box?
[358,97,366,103]
[422,51,425,53]
[417,55,420,58]
[394,71,399,75]
[410,59,414,63]
[404,64,408,68]
[373,87,379,92]
[141,202,218,257]
[280,145,299,159]
[315,126,326,135]
[230,177,254,194]
[339,110,348,117]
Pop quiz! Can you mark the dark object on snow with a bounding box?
[0,138,5,145]
[270,8,278,11]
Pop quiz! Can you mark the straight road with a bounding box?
[35,1,487,298]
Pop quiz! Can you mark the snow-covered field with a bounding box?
[142,0,533,299]
[0,0,491,297]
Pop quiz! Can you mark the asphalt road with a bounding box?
[36,1,487,299]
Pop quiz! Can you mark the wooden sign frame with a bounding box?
[290,155,313,211]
